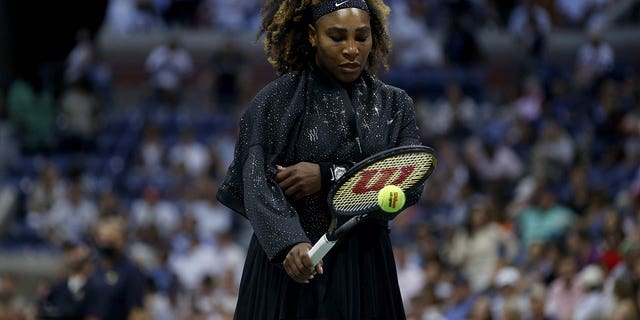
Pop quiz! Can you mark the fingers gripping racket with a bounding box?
[308,145,437,265]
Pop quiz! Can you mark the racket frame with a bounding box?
[309,145,437,266]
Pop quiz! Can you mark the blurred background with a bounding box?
[0,0,639,319]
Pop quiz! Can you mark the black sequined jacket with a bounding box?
[217,68,421,261]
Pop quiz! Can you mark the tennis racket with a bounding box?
[308,145,437,265]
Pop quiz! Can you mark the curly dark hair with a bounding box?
[258,0,391,75]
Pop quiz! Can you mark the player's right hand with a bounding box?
[283,242,323,283]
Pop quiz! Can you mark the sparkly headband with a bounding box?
[312,0,370,22]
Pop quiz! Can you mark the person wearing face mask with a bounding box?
[216,0,423,318]
[84,219,146,320]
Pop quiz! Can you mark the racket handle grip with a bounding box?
[308,234,336,266]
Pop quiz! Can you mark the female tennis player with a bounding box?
[216,0,423,318]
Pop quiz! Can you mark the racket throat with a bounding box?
[329,213,368,240]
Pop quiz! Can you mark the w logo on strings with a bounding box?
[351,166,415,194]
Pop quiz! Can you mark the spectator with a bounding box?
[130,186,180,238]
[514,75,544,124]
[84,218,147,320]
[0,90,18,174]
[424,83,481,140]
[598,209,624,272]
[554,0,600,27]
[145,37,194,108]
[6,79,55,153]
[559,165,591,215]
[190,275,224,319]
[448,198,517,292]
[604,238,639,298]
[388,0,443,68]
[545,256,582,320]
[520,241,554,286]
[405,284,445,320]
[200,0,260,31]
[168,129,210,177]
[161,0,201,28]
[574,26,615,90]
[527,282,549,320]
[468,295,493,320]
[609,277,639,320]
[0,274,30,318]
[46,174,99,244]
[26,163,66,231]
[134,122,170,190]
[169,233,220,291]
[508,0,551,72]
[104,0,166,33]
[213,269,240,319]
[97,191,125,220]
[185,179,232,239]
[63,29,113,107]
[531,119,576,182]
[515,185,575,247]
[210,39,246,112]
[443,14,482,67]
[214,233,245,286]
[491,266,530,320]
[144,279,181,320]
[395,244,427,308]
[573,264,613,320]
[463,130,524,203]
[565,229,601,270]
[58,78,102,153]
[442,275,477,320]
[37,243,93,319]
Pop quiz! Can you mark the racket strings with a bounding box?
[331,152,435,215]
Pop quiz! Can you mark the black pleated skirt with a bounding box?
[234,222,405,320]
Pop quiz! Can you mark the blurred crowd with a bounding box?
[0,0,640,319]
[99,0,638,33]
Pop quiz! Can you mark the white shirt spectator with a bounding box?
[449,223,517,292]
[145,41,194,91]
[215,237,246,286]
[395,246,426,308]
[26,165,66,226]
[139,131,166,175]
[169,132,210,177]
[188,199,233,238]
[170,242,222,290]
[514,76,544,122]
[47,184,98,243]
[555,0,594,24]
[573,265,613,320]
[130,188,180,237]
[59,85,100,137]
[204,0,259,31]
[424,86,480,135]
[465,139,524,182]
[576,31,614,78]
[104,0,166,33]
[64,32,94,84]
[388,0,443,68]
[572,291,613,320]
[508,4,551,39]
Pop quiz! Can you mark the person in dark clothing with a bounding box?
[84,219,146,320]
[443,15,481,67]
[216,0,424,318]
[37,243,93,320]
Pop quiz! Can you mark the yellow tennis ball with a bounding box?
[377,185,406,213]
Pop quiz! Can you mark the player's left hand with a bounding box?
[275,162,321,201]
